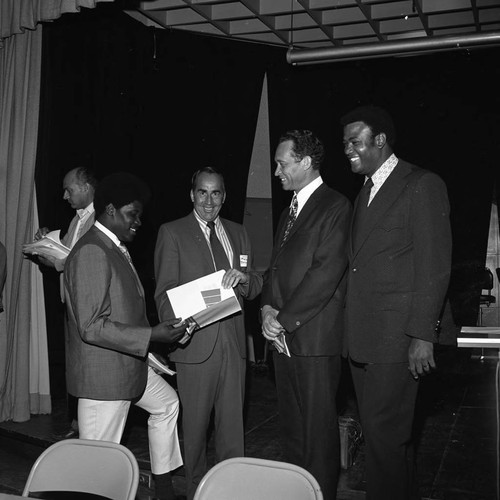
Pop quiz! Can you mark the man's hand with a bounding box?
[261,305,285,341]
[408,338,435,380]
[151,318,187,344]
[34,227,50,241]
[221,269,248,289]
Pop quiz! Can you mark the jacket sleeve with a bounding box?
[235,226,263,301]
[406,172,452,341]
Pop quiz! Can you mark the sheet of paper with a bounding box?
[22,230,71,260]
[148,353,176,376]
[166,269,239,321]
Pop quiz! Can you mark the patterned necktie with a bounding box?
[352,177,373,248]
[119,243,133,264]
[207,221,230,271]
[281,193,298,246]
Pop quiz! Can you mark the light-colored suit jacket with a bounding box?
[261,183,352,356]
[64,226,152,400]
[345,160,452,364]
[57,211,96,301]
[154,213,262,364]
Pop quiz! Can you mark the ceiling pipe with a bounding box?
[287,31,500,65]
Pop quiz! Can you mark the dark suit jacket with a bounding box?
[154,213,262,364]
[345,160,452,364]
[261,183,352,356]
[64,226,151,400]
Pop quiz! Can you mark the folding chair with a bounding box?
[193,457,323,500]
[22,439,139,500]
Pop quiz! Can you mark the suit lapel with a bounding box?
[276,184,326,255]
[62,214,79,248]
[351,162,412,259]
[93,228,146,298]
[221,218,239,269]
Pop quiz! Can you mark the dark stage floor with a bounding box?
[0,347,498,500]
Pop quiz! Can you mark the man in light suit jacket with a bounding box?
[64,173,187,500]
[261,130,352,500]
[341,105,452,499]
[35,166,97,438]
[36,166,97,272]
[154,167,263,500]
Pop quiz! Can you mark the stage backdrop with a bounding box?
[35,3,500,375]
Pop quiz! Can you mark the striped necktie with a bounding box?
[207,221,230,271]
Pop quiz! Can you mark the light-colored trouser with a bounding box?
[78,366,183,474]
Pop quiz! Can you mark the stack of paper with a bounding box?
[23,230,70,260]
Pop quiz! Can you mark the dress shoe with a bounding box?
[52,427,79,440]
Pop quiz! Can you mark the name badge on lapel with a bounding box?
[239,254,248,270]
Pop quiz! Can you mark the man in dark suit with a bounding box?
[341,105,452,499]
[64,173,187,500]
[261,130,352,500]
[154,167,263,500]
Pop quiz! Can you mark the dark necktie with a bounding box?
[352,177,373,248]
[281,193,298,247]
[207,221,230,271]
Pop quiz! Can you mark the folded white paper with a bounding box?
[166,270,241,342]
[148,352,176,376]
[23,230,70,260]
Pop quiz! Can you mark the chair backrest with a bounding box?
[193,457,323,500]
[22,439,139,500]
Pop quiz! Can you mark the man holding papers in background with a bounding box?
[64,173,186,500]
[154,167,262,500]
[33,166,97,439]
[35,167,97,271]
[261,130,351,500]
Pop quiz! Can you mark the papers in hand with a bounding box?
[167,270,241,344]
[272,331,291,357]
[23,230,70,260]
[148,353,176,376]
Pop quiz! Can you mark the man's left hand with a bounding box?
[408,338,435,380]
[221,269,248,289]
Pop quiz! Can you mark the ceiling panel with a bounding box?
[129,0,500,59]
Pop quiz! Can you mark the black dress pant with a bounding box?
[273,352,341,500]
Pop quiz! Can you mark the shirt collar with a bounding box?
[193,209,220,230]
[295,176,323,213]
[95,220,122,248]
[369,154,399,188]
[76,202,95,219]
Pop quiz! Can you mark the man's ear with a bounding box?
[375,133,387,148]
[301,155,312,171]
[190,190,195,203]
[105,203,115,216]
